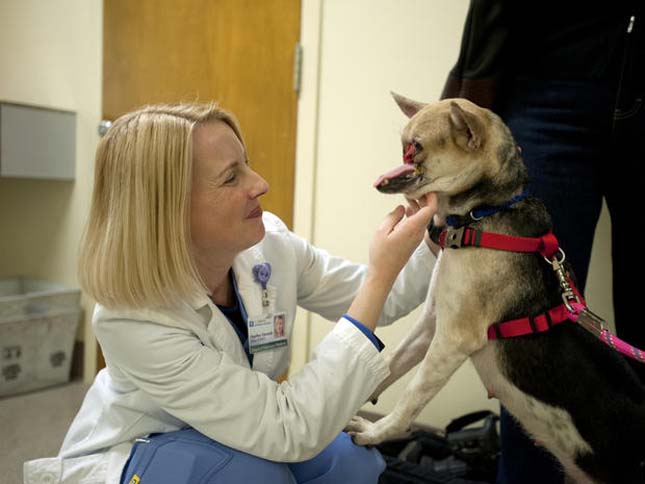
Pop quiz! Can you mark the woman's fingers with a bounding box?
[400,205,433,235]
[380,198,435,239]
[406,192,437,217]
[423,192,438,212]
[405,198,420,217]
[378,205,405,232]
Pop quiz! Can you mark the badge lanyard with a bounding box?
[252,262,272,308]
[249,262,288,354]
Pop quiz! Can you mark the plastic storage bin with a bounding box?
[0,277,81,397]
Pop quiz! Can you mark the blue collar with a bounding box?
[446,189,529,228]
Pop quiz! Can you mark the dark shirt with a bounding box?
[506,1,632,81]
[217,272,253,365]
[442,0,641,107]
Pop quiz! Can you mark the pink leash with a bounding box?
[602,332,645,363]
[569,302,645,363]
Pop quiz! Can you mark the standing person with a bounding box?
[23,103,436,484]
[442,1,644,482]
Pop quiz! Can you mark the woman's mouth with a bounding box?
[247,206,263,219]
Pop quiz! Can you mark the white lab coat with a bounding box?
[23,213,433,484]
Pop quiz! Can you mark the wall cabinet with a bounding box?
[0,102,76,180]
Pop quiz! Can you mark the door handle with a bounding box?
[98,120,113,137]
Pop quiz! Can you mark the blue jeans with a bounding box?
[119,429,385,484]
[495,47,644,484]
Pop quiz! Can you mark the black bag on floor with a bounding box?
[377,410,500,484]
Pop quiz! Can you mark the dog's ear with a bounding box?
[391,91,426,118]
[449,101,484,151]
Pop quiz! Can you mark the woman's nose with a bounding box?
[250,171,269,199]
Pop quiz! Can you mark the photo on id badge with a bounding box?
[248,311,288,354]
[273,313,285,337]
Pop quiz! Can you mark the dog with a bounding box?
[345,94,645,483]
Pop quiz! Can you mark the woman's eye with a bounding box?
[224,173,237,184]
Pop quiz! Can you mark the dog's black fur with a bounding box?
[485,199,645,483]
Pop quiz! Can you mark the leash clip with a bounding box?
[544,249,581,312]
[561,291,581,313]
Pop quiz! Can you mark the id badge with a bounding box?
[248,311,288,354]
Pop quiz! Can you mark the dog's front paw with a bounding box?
[346,414,414,446]
[345,415,384,446]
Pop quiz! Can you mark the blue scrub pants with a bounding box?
[120,429,385,484]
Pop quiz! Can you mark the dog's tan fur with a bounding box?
[346,95,644,483]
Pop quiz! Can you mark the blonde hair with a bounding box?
[79,103,244,309]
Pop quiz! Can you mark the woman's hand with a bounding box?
[406,193,441,256]
[368,193,437,283]
[347,194,436,331]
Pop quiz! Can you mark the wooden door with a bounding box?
[99,0,301,370]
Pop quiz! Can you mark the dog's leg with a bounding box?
[370,310,436,403]
[369,252,442,403]
[348,322,486,446]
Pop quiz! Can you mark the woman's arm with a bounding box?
[347,201,434,331]
[290,195,437,323]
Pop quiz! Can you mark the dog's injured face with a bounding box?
[375,94,504,202]
[373,141,426,195]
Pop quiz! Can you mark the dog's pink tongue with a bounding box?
[373,164,416,187]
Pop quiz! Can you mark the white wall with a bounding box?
[0,0,103,381]
[293,0,615,428]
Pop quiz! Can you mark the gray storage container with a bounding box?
[0,102,77,180]
[0,277,81,397]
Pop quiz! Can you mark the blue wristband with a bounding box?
[342,314,385,351]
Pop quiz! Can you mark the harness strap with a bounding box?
[487,303,573,339]
[439,227,561,259]
[435,195,645,363]
[488,276,585,340]
[489,302,645,362]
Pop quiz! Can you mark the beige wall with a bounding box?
[293,0,615,427]
[0,0,103,381]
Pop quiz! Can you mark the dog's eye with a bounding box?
[413,141,423,152]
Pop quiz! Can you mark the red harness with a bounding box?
[436,223,645,362]
[438,226,560,259]
[437,226,580,338]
